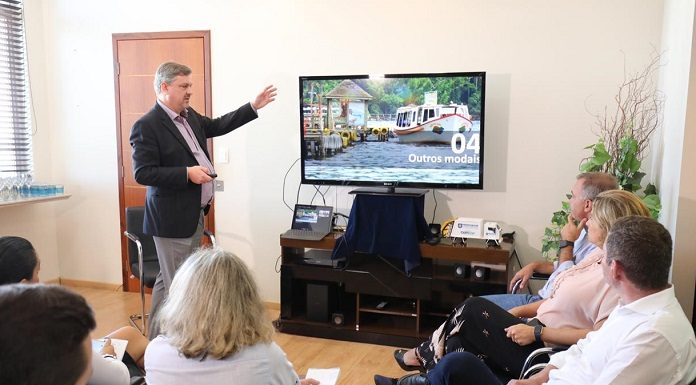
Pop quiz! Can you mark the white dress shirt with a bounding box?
[546,286,696,385]
[145,336,300,385]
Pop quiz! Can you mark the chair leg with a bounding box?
[140,278,146,335]
[129,313,148,334]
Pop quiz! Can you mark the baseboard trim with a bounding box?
[55,279,279,308]
[59,278,122,291]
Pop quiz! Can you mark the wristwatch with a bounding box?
[534,325,544,343]
[558,240,574,250]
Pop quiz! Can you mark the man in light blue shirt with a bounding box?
[482,172,618,310]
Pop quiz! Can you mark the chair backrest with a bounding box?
[125,206,158,267]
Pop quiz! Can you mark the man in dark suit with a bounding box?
[130,61,276,338]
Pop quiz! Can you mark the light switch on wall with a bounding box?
[214,180,224,192]
[215,147,229,164]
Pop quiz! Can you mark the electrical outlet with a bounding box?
[214,180,224,192]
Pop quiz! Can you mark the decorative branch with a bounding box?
[543,51,664,259]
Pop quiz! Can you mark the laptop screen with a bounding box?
[292,204,333,232]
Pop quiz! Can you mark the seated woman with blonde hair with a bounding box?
[145,247,318,385]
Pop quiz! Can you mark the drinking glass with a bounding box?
[0,177,9,201]
[9,176,20,200]
[24,173,33,197]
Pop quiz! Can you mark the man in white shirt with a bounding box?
[518,216,696,385]
[391,216,696,385]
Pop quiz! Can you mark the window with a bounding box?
[0,0,31,177]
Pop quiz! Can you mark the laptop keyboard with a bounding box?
[284,229,325,239]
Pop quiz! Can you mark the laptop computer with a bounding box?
[281,204,334,241]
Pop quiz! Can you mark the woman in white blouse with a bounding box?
[145,247,319,385]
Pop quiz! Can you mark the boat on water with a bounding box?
[392,104,474,144]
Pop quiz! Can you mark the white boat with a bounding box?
[392,104,474,144]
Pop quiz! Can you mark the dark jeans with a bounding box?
[427,352,505,385]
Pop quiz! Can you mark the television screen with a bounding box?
[299,72,485,190]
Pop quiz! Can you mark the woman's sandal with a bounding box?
[393,349,425,373]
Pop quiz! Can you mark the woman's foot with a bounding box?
[393,349,424,372]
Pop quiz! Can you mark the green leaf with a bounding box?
[580,142,612,172]
[642,194,661,219]
[628,171,646,186]
[552,211,567,225]
[644,183,657,196]
[591,142,612,164]
[541,242,551,254]
[580,162,598,172]
[642,194,660,207]
[617,137,641,174]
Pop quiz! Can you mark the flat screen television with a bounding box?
[299,72,485,191]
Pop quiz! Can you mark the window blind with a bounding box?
[0,0,30,176]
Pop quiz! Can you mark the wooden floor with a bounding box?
[71,286,408,385]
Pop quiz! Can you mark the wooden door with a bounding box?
[113,31,214,292]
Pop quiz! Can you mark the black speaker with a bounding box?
[331,312,345,326]
[429,223,442,236]
[427,223,442,245]
[472,265,491,281]
[306,283,331,322]
[453,263,471,278]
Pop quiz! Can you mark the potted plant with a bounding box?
[541,54,663,259]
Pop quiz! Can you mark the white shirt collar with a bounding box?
[618,285,674,316]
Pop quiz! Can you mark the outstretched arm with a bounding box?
[252,85,278,110]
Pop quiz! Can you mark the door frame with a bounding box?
[112,30,215,291]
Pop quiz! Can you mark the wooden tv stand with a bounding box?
[276,233,520,347]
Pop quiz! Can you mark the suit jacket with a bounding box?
[130,102,257,238]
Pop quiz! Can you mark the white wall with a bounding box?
[15,0,680,305]
[0,0,60,283]
[656,0,696,319]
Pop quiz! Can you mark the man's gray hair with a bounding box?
[154,62,192,95]
[577,172,619,201]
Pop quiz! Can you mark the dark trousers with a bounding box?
[416,296,543,377]
[427,352,504,385]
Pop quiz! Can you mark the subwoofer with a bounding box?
[306,283,330,322]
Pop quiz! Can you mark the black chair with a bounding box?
[519,346,567,379]
[124,206,217,335]
[124,206,159,334]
